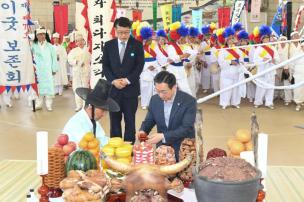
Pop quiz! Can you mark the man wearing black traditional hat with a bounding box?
[62,79,120,146]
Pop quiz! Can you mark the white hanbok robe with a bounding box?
[253,45,280,106]
[200,41,217,90]
[166,43,192,95]
[277,44,292,102]
[290,47,304,104]
[62,109,109,147]
[53,44,68,92]
[68,47,91,109]
[218,48,244,107]
[140,43,161,107]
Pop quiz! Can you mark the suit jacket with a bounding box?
[140,90,197,158]
[102,37,144,98]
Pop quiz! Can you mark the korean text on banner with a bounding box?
[230,0,246,25]
[160,3,172,30]
[87,0,112,87]
[192,9,203,31]
[0,0,35,94]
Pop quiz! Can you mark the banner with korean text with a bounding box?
[230,0,246,25]
[160,3,172,30]
[0,0,36,94]
[87,0,112,87]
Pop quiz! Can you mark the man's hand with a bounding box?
[136,131,147,141]
[112,79,126,89]
[147,133,164,144]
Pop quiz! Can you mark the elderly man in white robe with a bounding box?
[68,33,91,111]
[52,33,68,96]
[63,79,120,145]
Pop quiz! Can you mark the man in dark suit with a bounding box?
[102,17,144,143]
[138,71,197,160]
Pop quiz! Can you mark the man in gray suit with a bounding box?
[137,71,197,160]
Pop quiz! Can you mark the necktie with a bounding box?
[120,42,126,63]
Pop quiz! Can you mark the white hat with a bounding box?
[36,27,47,35]
[279,35,287,40]
[290,31,299,37]
[75,33,84,41]
[52,33,60,38]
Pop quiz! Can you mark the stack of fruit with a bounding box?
[54,134,76,163]
[227,129,253,157]
[133,141,154,164]
[78,132,100,164]
[101,137,133,168]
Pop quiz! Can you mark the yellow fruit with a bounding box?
[102,145,115,156]
[108,137,124,148]
[88,139,99,149]
[227,137,238,149]
[116,146,132,158]
[83,132,95,142]
[117,157,131,164]
[79,140,88,149]
[245,141,253,151]
[235,129,251,143]
[123,143,133,151]
[89,148,99,156]
[230,140,245,155]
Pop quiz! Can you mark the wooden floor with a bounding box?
[0,89,304,166]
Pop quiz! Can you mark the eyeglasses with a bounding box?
[155,89,170,95]
[116,30,130,35]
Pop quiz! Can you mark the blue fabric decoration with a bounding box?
[177,25,189,37]
[233,22,243,32]
[237,30,249,40]
[156,29,167,38]
[201,25,210,35]
[140,27,153,40]
[259,25,272,38]
[223,27,235,39]
[189,27,199,37]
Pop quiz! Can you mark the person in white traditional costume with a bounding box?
[200,24,217,93]
[52,33,68,96]
[0,92,12,108]
[290,40,304,111]
[218,27,244,109]
[68,33,91,112]
[166,22,192,95]
[137,22,161,109]
[31,27,58,111]
[253,25,280,109]
[186,26,201,97]
[154,29,170,68]
[63,79,120,145]
[237,30,256,103]
[277,35,292,105]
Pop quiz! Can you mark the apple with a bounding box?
[57,134,69,146]
[67,141,77,150]
[63,144,74,155]
[53,143,63,149]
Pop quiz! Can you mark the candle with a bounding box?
[240,151,255,167]
[257,133,268,178]
[36,131,48,175]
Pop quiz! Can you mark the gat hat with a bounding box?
[76,79,120,112]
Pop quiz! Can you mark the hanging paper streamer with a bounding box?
[153,0,158,30]
[250,0,262,22]
[192,9,203,31]
[116,8,127,19]
[132,9,142,22]
[172,4,182,23]
[160,3,172,30]
[218,7,231,28]
[0,0,36,94]
[271,2,283,37]
[230,0,246,25]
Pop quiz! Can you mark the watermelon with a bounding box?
[66,150,98,173]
